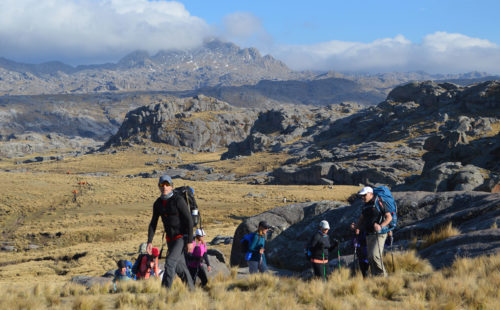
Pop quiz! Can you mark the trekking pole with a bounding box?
[159,231,165,259]
[337,248,341,270]
[322,249,326,281]
[353,241,358,275]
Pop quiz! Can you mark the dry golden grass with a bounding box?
[1,251,499,310]
[420,223,461,250]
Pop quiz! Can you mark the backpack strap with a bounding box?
[374,196,387,214]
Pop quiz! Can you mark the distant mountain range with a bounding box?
[0,39,499,107]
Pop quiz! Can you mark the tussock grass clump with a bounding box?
[406,253,500,309]
[387,250,433,274]
[230,273,279,292]
[60,282,88,297]
[370,276,404,300]
[73,296,106,310]
[420,223,460,249]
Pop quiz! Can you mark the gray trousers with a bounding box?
[162,237,194,289]
[366,233,387,277]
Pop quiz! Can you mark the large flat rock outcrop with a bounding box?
[230,191,500,271]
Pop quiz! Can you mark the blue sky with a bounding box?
[178,0,500,46]
[1,0,499,74]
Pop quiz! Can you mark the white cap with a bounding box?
[195,229,205,237]
[358,186,373,195]
[319,220,330,230]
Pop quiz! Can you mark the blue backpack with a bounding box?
[373,186,397,233]
[240,232,256,261]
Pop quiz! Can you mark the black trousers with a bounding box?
[312,262,330,279]
[162,237,194,290]
[188,265,208,287]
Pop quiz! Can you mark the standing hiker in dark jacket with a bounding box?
[351,186,392,277]
[147,175,194,289]
[308,220,339,279]
[248,221,271,274]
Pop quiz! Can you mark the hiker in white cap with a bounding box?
[305,220,339,280]
[187,228,211,287]
[351,186,392,277]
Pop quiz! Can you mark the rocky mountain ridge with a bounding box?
[2,39,498,108]
[0,39,301,96]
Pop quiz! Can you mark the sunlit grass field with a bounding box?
[1,144,499,309]
[0,145,359,283]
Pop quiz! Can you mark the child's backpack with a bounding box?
[373,186,398,233]
[240,232,256,261]
[173,186,201,227]
[124,260,134,279]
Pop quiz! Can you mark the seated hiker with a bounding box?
[113,260,133,282]
[187,229,211,287]
[307,220,339,280]
[137,248,160,279]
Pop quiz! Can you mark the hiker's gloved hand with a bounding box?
[331,238,339,249]
[187,242,194,253]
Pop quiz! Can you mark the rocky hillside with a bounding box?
[103,95,259,152]
[221,81,500,192]
[193,77,386,107]
[0,92,178,157]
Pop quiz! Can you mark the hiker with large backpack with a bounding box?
[187,229,211,287]
[306,220,339,280]
[351,186,396,277]
[146,175,194,290]
[247,221,271,274]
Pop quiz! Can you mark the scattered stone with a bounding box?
[209,235,233,245]
[1,245,16,252]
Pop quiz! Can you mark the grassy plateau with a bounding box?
[0,144,498,309]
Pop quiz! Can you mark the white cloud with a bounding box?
[220,12,273,53]
[1,2,499,75]
[0,0,210,64]
[422,32,496,52]
[272,32,500,74]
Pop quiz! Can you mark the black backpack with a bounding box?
[173,186,201,227]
